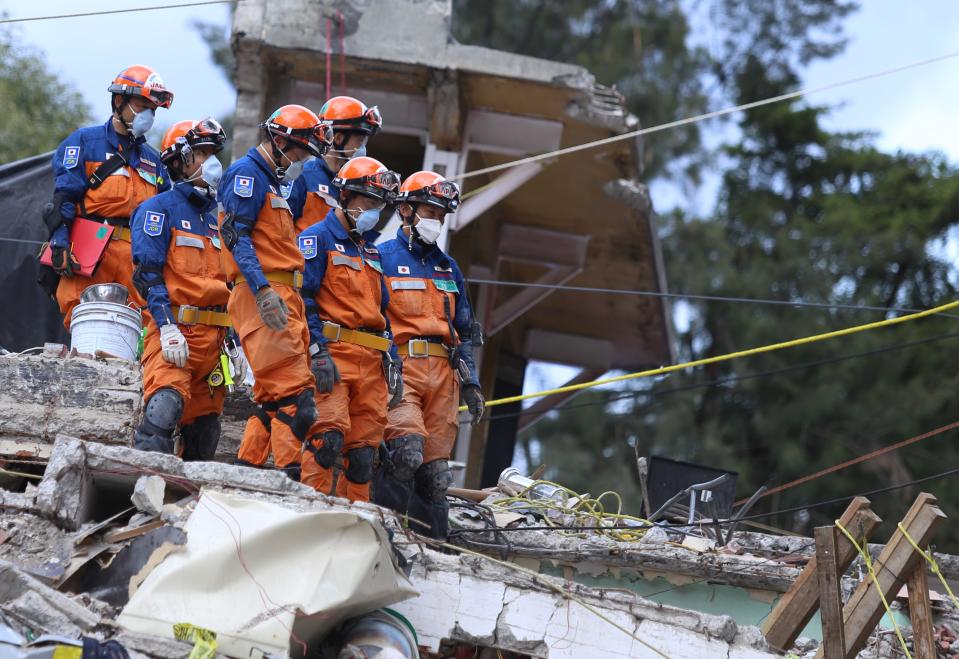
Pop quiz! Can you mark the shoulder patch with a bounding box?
[280,182,293,199]
[63,146,80,169]
[334,243,345,253]
[397,265,410,275]
[233,175,254,198]
[180,219,192,230]
[433,278,459,293]
[298,235,318,260]
[434,265,454,273]
[143,211,165,237]
[366,259,383,273]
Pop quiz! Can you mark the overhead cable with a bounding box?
[451,49,959,181]
[0,0,236,24]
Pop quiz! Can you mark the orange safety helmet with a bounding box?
[397,171,461,213]
[107,65,173,108]
[260,104,333,158]
[318,96,382,136]
[160,118,226,166]
[333,156,400,203]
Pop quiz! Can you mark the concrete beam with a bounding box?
[428,69,462,151]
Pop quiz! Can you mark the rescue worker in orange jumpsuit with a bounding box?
[373,171,486,539]
[130,118,236,458]
[223,105,334,480]
[287,96,382,233]
[298,156,404,502]
[44,65,173,328]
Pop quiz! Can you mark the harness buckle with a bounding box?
[323,321,343,342]
[407,339,430,358]
[177,305,199,325]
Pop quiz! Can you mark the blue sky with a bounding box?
[6,0,959,397]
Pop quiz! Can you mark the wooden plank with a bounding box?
[815,526,846,659]
[813,492,946,659]
[907,562,936,658]
[762,497,881,652]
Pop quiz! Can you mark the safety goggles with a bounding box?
[337,169,401,202]
[401,180,461,211]
[310,123,335,150]
[146,88,174,109]
[188,118,226,150]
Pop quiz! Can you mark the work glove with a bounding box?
[255,285,289,331]
[461,384,485,426]
[383,353,403,409]
[311,343,340,394]
[229,351,248,384]
[51,245,81,278]
[160,323,189,368]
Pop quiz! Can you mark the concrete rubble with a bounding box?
[0,350,955,657]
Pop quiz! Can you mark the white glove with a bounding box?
[230,352,248,384]
[160,323,189,368]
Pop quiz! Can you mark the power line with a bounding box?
[468,277,959,318]
[451,48,959,181]
[0,0,236,24]
[481,329,959,424]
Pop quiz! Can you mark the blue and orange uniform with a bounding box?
[220,105,331,478]
[45,65,173,329]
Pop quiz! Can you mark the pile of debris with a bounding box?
[1,350,956,658]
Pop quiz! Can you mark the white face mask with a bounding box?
[414,215,443,244]
[186,156,222,191]
[130,107,155,138]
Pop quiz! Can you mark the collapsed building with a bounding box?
[1,351,958,658]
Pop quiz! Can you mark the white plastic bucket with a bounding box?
[70,301,142,361]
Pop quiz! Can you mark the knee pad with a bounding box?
[415,460,453,503]
[345,446,375,484]
[305,430,343,469]
[290,389,316,441]
[180,414,221,462]
[142,388,184,434]
[384,435,424,482]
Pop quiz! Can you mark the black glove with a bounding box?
[255,285,289,331]
[51,245,81,277]
[383,353,403,409]
[311,343,340,393]
[461,384,485,426]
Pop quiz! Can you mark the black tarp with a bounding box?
[0,151,69,351]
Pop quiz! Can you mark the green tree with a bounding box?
[0,25,90,163]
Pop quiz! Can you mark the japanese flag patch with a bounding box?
[63,147,80,169]
[143,211,165,237]
[397,265,410,275]
[334,243,345,253]
[180,220,192,230]
[299,235,318,259]
[234,175,254,198]
[318,184,329,194]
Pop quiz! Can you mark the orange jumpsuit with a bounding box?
[131,182,230,427]
[49,119,169,329]
[219,148,315,476]
[373,228,481,530]
[298,210,398,501]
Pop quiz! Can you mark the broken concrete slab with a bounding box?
[0,561,101,634]
[0,354,140,445]
[0,512,72,578]
[393,548,777,658]
[130,476,164,516]
[36,436,319,531]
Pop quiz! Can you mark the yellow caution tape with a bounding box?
[835,521,912,659]
[51,646,82,659]
[462,299,959,412]
[897,521,959,610]
[173,623,218,659]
